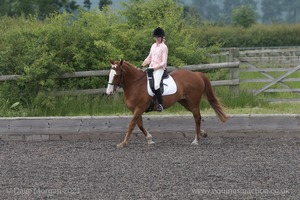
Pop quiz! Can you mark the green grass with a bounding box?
[1,90,299,117]
[1,64,299,117]
[2,86,296,117]
[239,64,300,99]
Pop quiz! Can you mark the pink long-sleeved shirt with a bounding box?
[143,42,168,70]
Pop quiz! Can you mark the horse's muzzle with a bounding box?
[106,84,116,95]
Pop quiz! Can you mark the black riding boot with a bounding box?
[154,89,163,112]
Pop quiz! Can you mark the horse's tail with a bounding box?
[201,73,229,122]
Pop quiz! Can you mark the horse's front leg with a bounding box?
[117,110,143,148]
[137,115,155,145]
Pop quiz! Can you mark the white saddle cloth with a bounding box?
[147,75,177,96]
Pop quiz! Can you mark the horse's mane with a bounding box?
[122,61,135,68]
[121,60,143,75]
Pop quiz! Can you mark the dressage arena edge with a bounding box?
[0,114,299,141]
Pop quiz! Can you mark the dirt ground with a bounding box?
[0,133,299,200]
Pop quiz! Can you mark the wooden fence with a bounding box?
[1,47,300,101]
[212,46,300,66]
[0,62,240,96]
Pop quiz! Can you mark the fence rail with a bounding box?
[0,62,240,96]
[1,47,300,101]
[213,47,300,66]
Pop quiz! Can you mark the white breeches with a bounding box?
[152,68,164,90]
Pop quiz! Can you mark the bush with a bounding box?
[0,1,219,116]
[194,23,300,47]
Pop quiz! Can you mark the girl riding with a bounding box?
[141,27,168,112]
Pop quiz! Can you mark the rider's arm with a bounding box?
[142,45,154,67]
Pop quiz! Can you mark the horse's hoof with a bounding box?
[117,142,126,148]
[148,141,155,145]
[191,140,199,145]
[201,129,208,138]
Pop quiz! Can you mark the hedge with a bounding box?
[194,23,300,47]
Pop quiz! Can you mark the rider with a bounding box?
[141,27,168,112]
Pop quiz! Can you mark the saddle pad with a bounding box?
[147,75,177,96]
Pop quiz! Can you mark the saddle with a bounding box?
[145,69,169,112]
[147,69,169,94]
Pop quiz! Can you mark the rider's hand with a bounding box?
[147,68,154,73]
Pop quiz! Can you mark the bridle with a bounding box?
[108,64,146,89]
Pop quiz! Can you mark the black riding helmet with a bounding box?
[153,27,165,37]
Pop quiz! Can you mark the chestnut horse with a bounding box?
[106,60,228,148]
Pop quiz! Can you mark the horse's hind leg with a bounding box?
[137,116,155,145]
[191,107,202,145]
[178,100,206,145]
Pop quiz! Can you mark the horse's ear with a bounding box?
[120,59,123,66]
[109,59,114,64]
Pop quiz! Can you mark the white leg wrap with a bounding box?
[146,131,155,145]
[191,138,199,145]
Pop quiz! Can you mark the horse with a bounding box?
[106,60,228,148]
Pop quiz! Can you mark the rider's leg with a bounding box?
[153,69,164,112]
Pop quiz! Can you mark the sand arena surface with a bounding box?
[0,134,299,199]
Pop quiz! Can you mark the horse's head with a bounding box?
[106,60,124,95]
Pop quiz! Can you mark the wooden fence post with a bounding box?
[228,48,240,94]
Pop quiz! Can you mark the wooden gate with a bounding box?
[229,48,300,102]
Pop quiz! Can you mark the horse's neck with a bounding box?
[123,63,144,83]
[122,63,145,92]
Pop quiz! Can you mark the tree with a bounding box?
[120,0,220,66]
[205,1,221,21]
[222,0,241,24]
[182,4,201,25]
[191,0,221,21]
[232,5,257,28]
[0,0,79,19]
[99,0,112,10]
[0,0,36,17]
[222,0,257,24]
[284,0,300,23]
[84,0,92,10]
[261,0,284,24]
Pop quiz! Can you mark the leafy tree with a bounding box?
[120,0,220,66]
[99,0,112,10]
[0,0,78,19]
[222,0,241,24]
[261,0,284,24]
[191,0,221,21]
[181,4,202,25]
[232,4,257,28]
[0,0,36,17]
[284,0,300,24]
[205,1,221,21]
[222,0,257,24]
[84,0,92,10]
